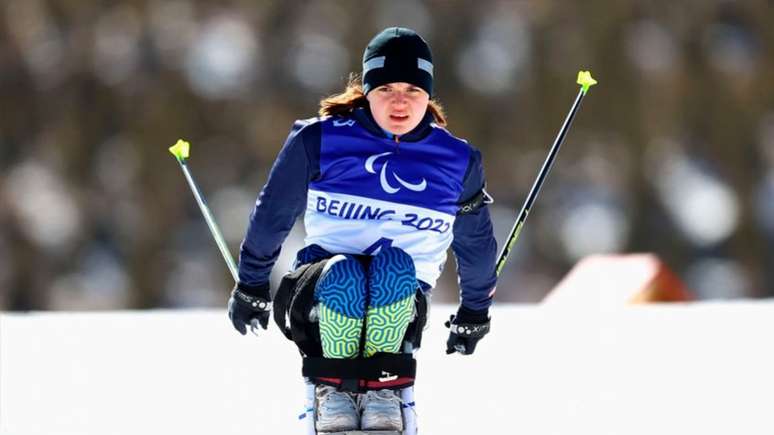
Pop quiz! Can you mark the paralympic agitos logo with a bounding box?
[365,152,427,194]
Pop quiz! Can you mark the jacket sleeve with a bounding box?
[451,147,498,312]
[237,120,321,288]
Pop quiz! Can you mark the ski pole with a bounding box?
[169,140,264,334]
[495,70,597,276]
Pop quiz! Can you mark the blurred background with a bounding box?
[0,0,772,311]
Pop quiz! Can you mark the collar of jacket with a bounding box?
[351,107,435,142]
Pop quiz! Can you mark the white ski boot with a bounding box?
[359,389,404,432]
[315,385,360,433]
[303,381,414,435]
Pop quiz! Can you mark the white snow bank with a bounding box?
[3,302,774,435]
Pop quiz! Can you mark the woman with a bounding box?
[228,27,498,433]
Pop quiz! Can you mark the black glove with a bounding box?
[228,283,272,335]
[445,305,490,355]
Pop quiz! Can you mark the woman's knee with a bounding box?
[369,247,417,308]
[314,255,367,319]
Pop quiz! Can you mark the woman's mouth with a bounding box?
[390,114,409,122]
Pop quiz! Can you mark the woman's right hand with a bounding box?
[227,283,272,335]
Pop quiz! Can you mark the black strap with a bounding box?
[457,187,494,215]
[403,290,428,349]
[272,264,311,341]
[274,260,327,341]
[288,260,327,356]
[272,259,329,356]
[302,352,416,380]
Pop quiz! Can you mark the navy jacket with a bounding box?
[238,107,497,312]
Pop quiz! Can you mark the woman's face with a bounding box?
[366,82,430,136]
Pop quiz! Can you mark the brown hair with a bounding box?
[319,74,447,126]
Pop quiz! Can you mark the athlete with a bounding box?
[228,27,498,433]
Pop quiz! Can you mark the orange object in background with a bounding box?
[542,254,693,306]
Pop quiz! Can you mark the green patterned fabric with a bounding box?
[318,303,363,359]
[364,295,414,357]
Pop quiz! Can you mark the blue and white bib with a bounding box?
[303,117,471,287]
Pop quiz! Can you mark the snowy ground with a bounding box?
[3,302,774,435]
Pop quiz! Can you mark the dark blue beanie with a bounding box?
[362,27,433,97]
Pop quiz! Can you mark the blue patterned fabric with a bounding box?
[368,247,417,308]
[314,255,367,319]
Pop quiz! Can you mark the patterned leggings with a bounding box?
[314,247,417,359]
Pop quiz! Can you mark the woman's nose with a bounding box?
[391,92,407,104]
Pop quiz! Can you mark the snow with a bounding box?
[3,302,774,434]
